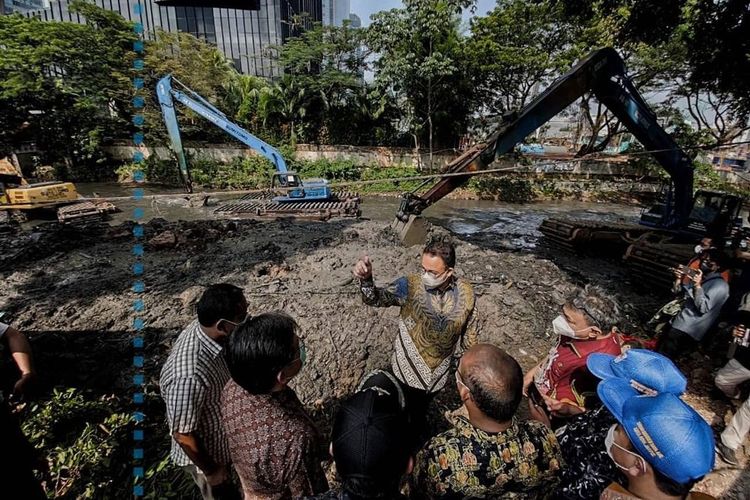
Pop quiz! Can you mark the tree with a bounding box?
[143,29,238,144]
[464,0,577,122]
[270,18,371,144]
[548,0,749,155]
[0,1,136,177]
[368,0,476,169]
[257,75,322,144]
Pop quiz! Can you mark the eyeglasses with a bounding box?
[218,311,252,328]
[455,370,471,393]
[422,267,448,278]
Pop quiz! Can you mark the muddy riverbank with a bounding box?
[0,214,747,497]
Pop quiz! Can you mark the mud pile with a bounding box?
[0,218,746,497]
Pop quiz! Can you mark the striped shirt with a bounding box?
[159,320,231,467]
[359,274,478,393]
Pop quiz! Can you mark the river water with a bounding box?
[74,183,643,250]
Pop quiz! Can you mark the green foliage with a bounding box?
[143,30,238,144]
[297,158,362,181]
[22,388,131,498]
[0,1,135,167]
[359,165,423,193]
[367,0,476,153]
[117,155,181,186]
[469,175,534,203]
[191,155,274,190]
[464,0,577,120]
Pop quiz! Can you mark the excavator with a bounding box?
[0,156,116,224]
[392,47,744,291]
[156,75,360,219]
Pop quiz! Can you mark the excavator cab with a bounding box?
[683,190,743,239]
[270,172,332,202]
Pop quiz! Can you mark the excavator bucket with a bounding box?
[392,215,430,247]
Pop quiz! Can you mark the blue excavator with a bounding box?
[392,48,744,290]
[156,75,360,218]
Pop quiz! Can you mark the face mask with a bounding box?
[605,424,646,472]
[423,271,450,289]
[552,315,590,338]
[700,262,713,274]
[694,245,704,255]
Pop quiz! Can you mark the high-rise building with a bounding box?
[2,0,46,15]
[348,12,359,27]
[23,0,322,77]
[321,0,348,26]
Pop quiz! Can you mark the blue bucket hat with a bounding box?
[598,379,715,484]
[587,348,687,396]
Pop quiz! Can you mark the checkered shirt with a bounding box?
[159,320,231,467]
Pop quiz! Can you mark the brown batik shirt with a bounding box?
[221,380,328,499]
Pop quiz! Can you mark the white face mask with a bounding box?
[552,315,590,338]
[422,271,450,290]
[694,244,704,255]
[605,424,646,472]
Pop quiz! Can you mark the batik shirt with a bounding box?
[359,275,478,393]
[554,404,624,499]
[412,417,563,499]
[221,381,328,499]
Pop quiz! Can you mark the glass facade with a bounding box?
[22,0,322,77]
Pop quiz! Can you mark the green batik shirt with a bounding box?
[359,274,478,393]
[412,416,563,499]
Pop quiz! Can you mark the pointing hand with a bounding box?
[353,255,373,280]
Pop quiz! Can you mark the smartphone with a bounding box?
[528,383,547,410]
[678,264,698,278]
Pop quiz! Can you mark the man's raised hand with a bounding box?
[353,255,373,280]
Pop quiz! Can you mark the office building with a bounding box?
[24,0,322,77]
[2,0,45,15]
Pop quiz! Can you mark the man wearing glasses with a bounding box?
[159,283,248,499]
[353,238,478,445]
[221,312,328,499]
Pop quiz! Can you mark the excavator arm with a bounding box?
[156,75,288,193]
[396,48,694,229]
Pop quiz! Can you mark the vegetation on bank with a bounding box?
[2,1,748,181]
[114,151,749,204]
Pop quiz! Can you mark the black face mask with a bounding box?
[700,262,714,274]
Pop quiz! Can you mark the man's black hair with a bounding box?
[196,283,246,327]
[702,247,730,271]
[654,461,697,498]
[225,312,297,394]
[342,477,401,499]
[423,238,456,268]
[464,346,523,422]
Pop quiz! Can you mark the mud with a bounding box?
[0,217,747,498]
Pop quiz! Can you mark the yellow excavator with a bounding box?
[0,156,115,223]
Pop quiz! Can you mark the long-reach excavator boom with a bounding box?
[156,75,330,202]
[396,48,694,229]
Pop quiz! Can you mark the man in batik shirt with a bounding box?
[353,238,478,443]
[412,345,562,499]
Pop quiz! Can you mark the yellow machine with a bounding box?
[0,157,114,223]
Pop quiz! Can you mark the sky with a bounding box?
[350,0,498,27]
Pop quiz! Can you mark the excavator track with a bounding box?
[623,235,695,291]
[57,201,118,224]
[539,216,652,253]
[214,191,361,220]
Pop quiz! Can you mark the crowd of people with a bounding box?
[154,239,748,499]
[2,237,749,498]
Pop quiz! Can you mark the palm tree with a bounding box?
[258,75,326,144]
